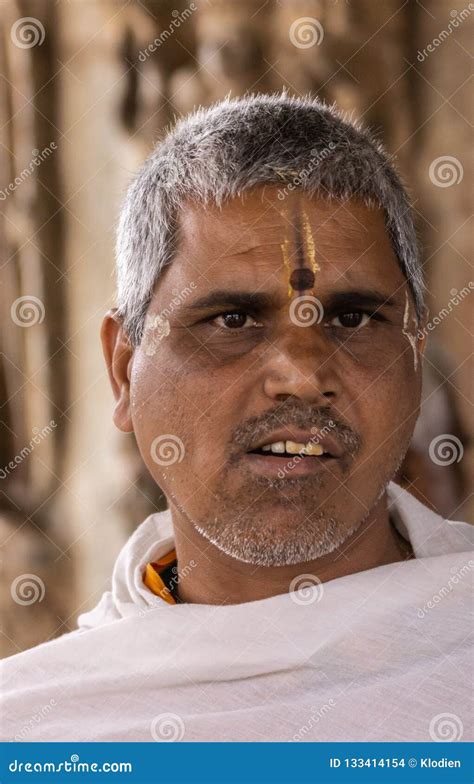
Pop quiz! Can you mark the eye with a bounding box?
[213,311,262,330]
[329,311,371,329]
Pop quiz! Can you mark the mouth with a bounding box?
[241,430,343,478]
[250,442,332,458]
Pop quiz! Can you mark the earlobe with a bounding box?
[101,310,134,433]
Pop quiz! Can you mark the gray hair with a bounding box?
[116,93,424,345]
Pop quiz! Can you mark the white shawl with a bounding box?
[2,483,472,742]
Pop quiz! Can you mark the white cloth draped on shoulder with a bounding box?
[1,482,472,742]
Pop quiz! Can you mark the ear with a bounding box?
[101,309,134,433]
[416,305,429,358]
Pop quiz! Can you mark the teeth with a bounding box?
[260,440,326,456]
[270,441,285,454]
[286,440,305,455]
[304,442,324,456]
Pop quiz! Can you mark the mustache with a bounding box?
[232,401,362,455]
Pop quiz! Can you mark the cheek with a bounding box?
[351,353,421,450]
[340,336,421,453]
[129,349,237,490]
[129,352,189,479]
[174,362,250,479]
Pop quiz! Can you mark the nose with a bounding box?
[262,324,340,404]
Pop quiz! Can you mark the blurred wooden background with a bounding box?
[1,0,472,655]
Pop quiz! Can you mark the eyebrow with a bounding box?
[324,290,397,311]
[184,288,397,313]
[186,290,275,312]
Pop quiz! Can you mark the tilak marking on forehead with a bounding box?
[302,208,321,278]
[280,205,320,298]
[290,208,315,294]
[280,234,293,298]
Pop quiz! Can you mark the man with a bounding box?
[2,94,472,742]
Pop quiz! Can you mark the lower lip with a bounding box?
[241,452,339,478]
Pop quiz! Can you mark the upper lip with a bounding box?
[246,428,344,458]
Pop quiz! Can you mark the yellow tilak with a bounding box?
[302,208,320,281]
[280,236,293,298]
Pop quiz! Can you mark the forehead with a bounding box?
[159,186,404,294]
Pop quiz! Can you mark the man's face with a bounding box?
[127,187,423,566]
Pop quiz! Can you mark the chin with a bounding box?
[194,512,360,568]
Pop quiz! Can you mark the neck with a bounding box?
[170,493,413,605]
